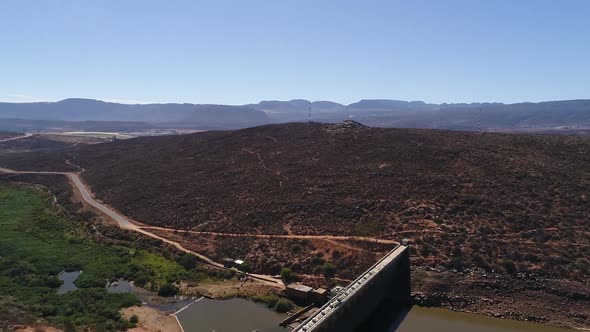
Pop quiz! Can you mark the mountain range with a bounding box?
[0,98,589,132]
[0,98,269,130]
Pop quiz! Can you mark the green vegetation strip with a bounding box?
[0,184,187,330]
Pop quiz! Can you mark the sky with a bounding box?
[1,0,589,105]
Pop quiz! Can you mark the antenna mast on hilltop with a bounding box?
[478,107,482,134]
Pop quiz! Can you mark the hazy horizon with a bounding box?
[1,96,590,107]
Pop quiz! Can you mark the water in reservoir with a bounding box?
[106,279,132,293]
[176,298,289,332]
[389,306,574,332]
[57,270,81,294]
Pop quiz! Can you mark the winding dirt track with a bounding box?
[0,166,282,285]
[139,225,398,244]
[0,133,33,143]
[0,164,397,285]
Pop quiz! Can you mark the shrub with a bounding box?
[280,268,297,284]
[332,250,342,259]
[499,258,517,274]
[251,294,279,308]
[473,254,491,270]
[75,274,107,288]
[448,257,464,270]
[46,276,62,288]
[158,283,179,297]
[130,314,139,324]
[134,275,149,288]
[274,298,294,313]
[210,269,235,280]
[419,244,431,257]
[178,254,198,270]
[524,253,539,263]
[321,263,336,279]
[311,256,325,265]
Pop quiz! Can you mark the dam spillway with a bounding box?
[293,244,411,332]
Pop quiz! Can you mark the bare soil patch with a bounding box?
[122,306,181,332]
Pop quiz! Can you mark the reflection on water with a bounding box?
[392,306,574,332]
[106,279,132,293]
[57,270,81,294]
[176,298,289,332]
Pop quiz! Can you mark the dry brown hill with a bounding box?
[1,122,588,279]
[1,122,589,328]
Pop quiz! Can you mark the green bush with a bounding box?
[178,254,198,270]
[251,294,279,308]
[280,268,297,284]
[274,298,294,313]
[46,276,62,288]
[321,263,336,279]
[448,257,464,270]
[238,261,251,272]
[134,275,149,288]
[291,244,303,253]
[75,274,107,288]
[311,256,325,265]
[158,283,179,297]
[332,250,342,259]
[499,258,517,274]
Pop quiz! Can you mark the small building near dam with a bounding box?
[286,284,329,305]
[222,257,235,268]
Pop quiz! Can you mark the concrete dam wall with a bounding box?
[293,244,411,332]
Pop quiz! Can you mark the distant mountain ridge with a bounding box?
[0,98,269,129]
[250,99,590,130]
[0,98,589,132]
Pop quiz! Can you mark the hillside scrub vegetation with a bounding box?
[1,123,587,279]
[1,122,588,328]
[17,122,584,280]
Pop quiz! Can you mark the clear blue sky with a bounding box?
[1,0,589,105]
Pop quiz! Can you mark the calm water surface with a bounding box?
[176,298,289,332]
[106,279,132,293]
[392,306,574,332]
[57,270,81,294]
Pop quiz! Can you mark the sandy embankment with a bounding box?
[122,306,182,332]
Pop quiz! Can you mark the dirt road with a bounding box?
[139,225,398,244]
[0,166,282,285]
[0,164,397,284]
[0,133,33,143]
